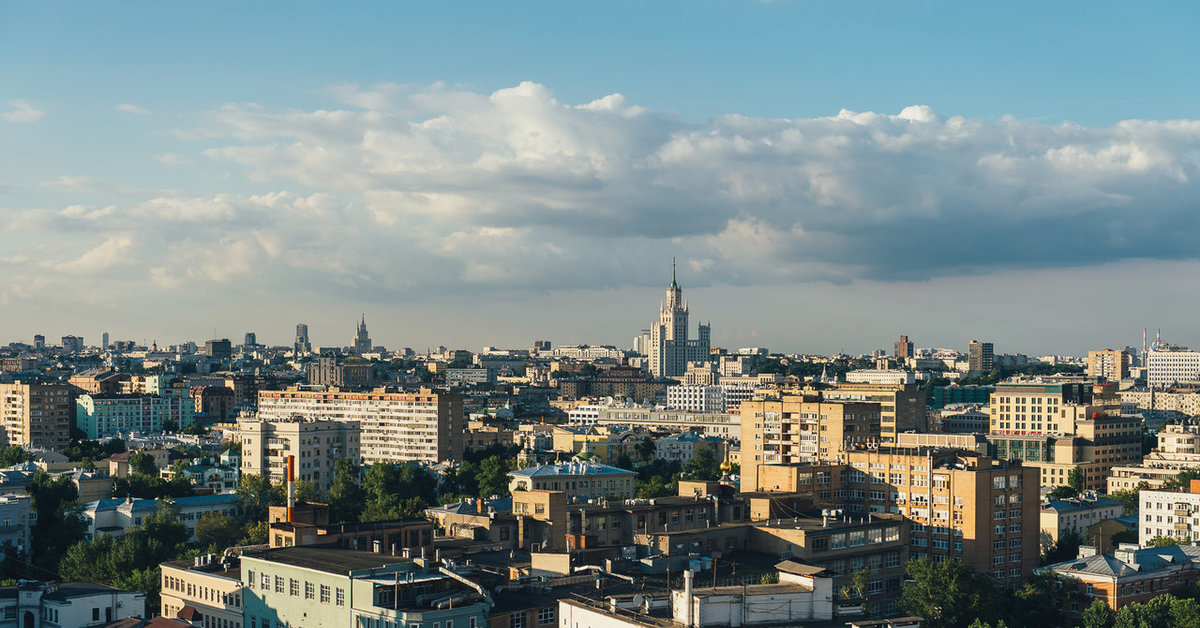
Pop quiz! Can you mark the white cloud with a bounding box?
[115,103,153,115]
[1,100,45,123]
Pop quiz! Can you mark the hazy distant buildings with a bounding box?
[243,332,257,348]
[894,334,913,360]
[351,314,372,354]
[204,338,232,359]
[294,323,312,355]
[33,334,45,350]
[640,262,711,378]
[61,335,84,353]
[101,332,110,350]
[968,340,994,373]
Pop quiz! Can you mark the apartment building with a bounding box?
[508,461,636,500]
[76,392,196,439]
[1048,544,1200,613]
[968,340,994,373]
[739,396,881,491]
[567,404,740,440]
[1138,481,1200,545]
[0,381,72,450]
[1087,349,1131,382]
[988,381,1140,490]
[1040,493,1124,549]
[814,382,927,446]
[161,554,243,628]
[256,387,463,464]
[667,384,727,413]
[239,417,360,495]
[1107,425,1200,492]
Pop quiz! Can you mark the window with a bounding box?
[831,534,846,550]
[336,588,345,606]
[538,607,555,626]
[248,571,256,589]
[305,582,315,600]
[290,579,300,596]
[321,585,331,604]
[93,609,101,621]
[274,576,284,593]
[868,580,883,595]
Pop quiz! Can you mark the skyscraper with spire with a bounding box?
[641,259,711,378]
[352,314,372,354]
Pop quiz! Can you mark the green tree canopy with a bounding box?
[195,511,242,552]
[327,458,365,524]
[683,445,722,481]
[898,557,1004,628]
[1080,599,1115,628]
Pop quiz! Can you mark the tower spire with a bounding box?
[671,257,678,288]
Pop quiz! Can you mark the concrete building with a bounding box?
[844,370,916,386]
[239,417,360,496]
[0,495,32,557]
[641,263,711,378]
[968,340,994,373]
[988,381,1140,490]
[1047,544,1200,613]
[294,323,312,356]
[666,384,726,413]
[445,367,497,387]
[0,581,144,627]
[76,393,196,439]
[654,430,729,465]
[0,381,72,450]
[82,494,240,542]
[161,554,244,628]
[1088,349,1131,382]
[307,357,375,389]
[1138,481,1200,545]
[739,397,881,490]
[256,387,463,465]
[1040,493,1124,549]
[895,335,913,360]
[567,403,741,440]
[191,385,237,421]
[816,382,927,446]
[240,546,490,628]
[1148,346,1200,388]
[204,339,232,360]
[508,461,636,500]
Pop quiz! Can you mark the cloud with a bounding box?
[9,81,1200,316]
[155,153,190,165]
[1,100,45,123]
[115,103,153,115]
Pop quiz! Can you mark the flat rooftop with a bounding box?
[241,545,412,575]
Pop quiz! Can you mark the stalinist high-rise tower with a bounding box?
[642,260,711,378]
[352,314,372,354]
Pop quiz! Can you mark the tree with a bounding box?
[1006,572,1069,627]
[1166,469,1200,490]
[195,512,242,551]
[236,474,282,524]
[1108,485,1146,516]
[128,451,159,477]
[475,455,513,499]
[1067,466,1086,492]
[840,568,875,617]
[637,437,657,461]
[328,459,365,524]
[1169,597,1200,628]
[1080,599,1115,628]
[898,557,1003,628]
[0,446,32,467]
[1047,484,1079,500]
[29,472,86,574]
[760,572,779,584]
[1042,529,1083,565]
[1146,535,1183,548]
[683,445,722,482]
[615,453,633,471]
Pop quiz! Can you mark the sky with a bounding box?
[3,2,1200,355]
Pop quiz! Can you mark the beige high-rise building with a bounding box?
[0,382,72,450]
[813,382,927,446]
[239,418,360,495]
[256,387,463,464]
[1087,349,1130,382]
[740,396,880,492]
[988,382,1140,490]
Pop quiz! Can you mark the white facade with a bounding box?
[238,417,360,495]
[0,495,31,556]
[552,345,625,360]
[667,385,726,413]
[568,403,740,440]
[845,369,916,385]
[1139,488,1200,546]
[1148,348,1200,388]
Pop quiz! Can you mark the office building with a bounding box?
[161,554,244,628]
[666,384,726,413]
[256,387,463,464]
[244,332,258,348]
[1087,349,1130,382]
[843,369,916,386]
[293,323,312,356]
[0,381,72,450]
[33,334,45,350]
[205,339,233,360]
[1147,346,1200,388]
[968,340,994,373]
[895,334,914,360]
[641,261,711,378]
[739,397,881,491]
[240,546,489,628]
[988,381,1140,490]
[239,417,360,495]
[61,335,85,353]
[101,331,110,350]
[306,356,374,389]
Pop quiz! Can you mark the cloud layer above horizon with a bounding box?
[5,81,1200,310]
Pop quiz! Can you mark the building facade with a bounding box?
[968,340,994,373]
[0,381,72,450]
[256,388,463,464]
[740,397,881,490]
[1148,346,1200,389]
[508,461,636,500]
[1087,349,1131,382]
[75,393,196,439]
[642,265,711,378]
[239,417,360,495]
[161,555,244,628]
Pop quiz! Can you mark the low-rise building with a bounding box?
[1040,493,1124,549]
[1047,544,1200,612]
[654,430,729,465]
[0,494,32,556]
[161,553,244,628]
[82,494,240,541]
[0,581,145,627]
[508,461,636,500]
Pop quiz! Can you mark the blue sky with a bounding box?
[2,2,1200,354]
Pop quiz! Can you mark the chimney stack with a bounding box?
[286,454,296,523]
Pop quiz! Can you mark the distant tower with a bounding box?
[294,323,312,355]
[352,314,372,354]
[967,340,994,373]
[33,334,45,350]
[102,332,110,350]
[894,334,913,360]
[244,332,257,348]
[644,259,711,378]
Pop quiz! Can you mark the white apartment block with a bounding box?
[239,417,360,495]
[667,384,726,413]
[844,369,916,385]
[256,387,463,464]
[1140,486,1200,545]
[1148,348,1200,388]
[568,403,740,440]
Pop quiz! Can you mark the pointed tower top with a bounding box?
[671,257,678,288]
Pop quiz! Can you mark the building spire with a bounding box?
[671,257,678,288]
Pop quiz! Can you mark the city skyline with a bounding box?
[4,3,1200,354]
